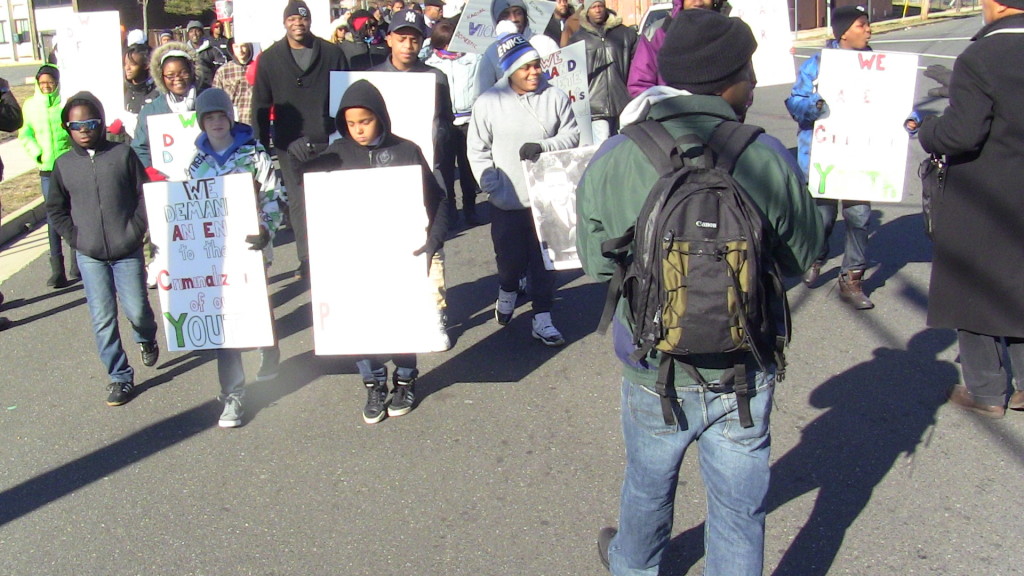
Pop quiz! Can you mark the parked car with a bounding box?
[638,2,672,40]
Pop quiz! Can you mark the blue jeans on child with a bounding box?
[356,355,418,384]
[76,249,158,384]
[607,372,774,576]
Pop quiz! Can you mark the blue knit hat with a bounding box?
[497,34,539,77]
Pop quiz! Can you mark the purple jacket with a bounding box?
[626,0,682,98]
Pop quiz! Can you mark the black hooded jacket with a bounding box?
[300,79,448,251]
[47,91,148,261]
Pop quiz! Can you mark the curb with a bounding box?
[0,195,44,247]
[794,7,981,45]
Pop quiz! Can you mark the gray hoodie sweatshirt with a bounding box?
[467,76,579,211]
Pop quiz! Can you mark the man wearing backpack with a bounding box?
[576,11,822,575]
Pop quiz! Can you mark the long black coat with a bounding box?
[918,13,1024,337]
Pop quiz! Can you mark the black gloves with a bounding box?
[287,136,327,165]
[519,142,543,162]
[245,227,271,251]
[923,64,952,98]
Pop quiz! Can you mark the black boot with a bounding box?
[67,248,80,281]
[47,256,68,289]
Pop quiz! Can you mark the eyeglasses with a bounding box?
[68,119,102,131]
[162,71,191,81]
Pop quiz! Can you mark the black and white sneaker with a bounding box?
[363,381,388,424]
[106,381,135,406]
[388,380,415,417]
[531,313,565,347]
[140,341,159,367]
[495,288,517,326]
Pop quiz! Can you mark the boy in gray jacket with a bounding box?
[468,33,579,346]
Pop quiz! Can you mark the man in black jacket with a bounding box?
[570,0,637,142]
[0,76,22,331]
[252,0,348,281]
[909,0,1024,418]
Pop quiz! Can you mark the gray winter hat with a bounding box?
[195,88,235,128]
[186,20,203,31]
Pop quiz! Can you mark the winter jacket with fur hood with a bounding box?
[569,12,637,120]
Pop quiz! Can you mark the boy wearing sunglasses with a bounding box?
[46,91,160,407]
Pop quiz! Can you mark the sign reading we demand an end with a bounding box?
[144,173,274,351]
[808,49,918,203]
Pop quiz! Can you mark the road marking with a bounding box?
[870,37,972,43]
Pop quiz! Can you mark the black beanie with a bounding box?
[657,10,757,95]
[283,0,311,20]
[36,64,59,83]
[831,5,868,39]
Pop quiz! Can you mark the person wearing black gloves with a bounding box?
[293,79,448,424]
[468,33,579,346]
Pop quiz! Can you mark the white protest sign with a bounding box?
[144,173,274,351]
[233,0,332,46]
[449,0,556,54]
[329,72,436,163]
[305,167,448,355]
[729,0,796,87]
[147,112,202,181]
[808,49,918,203]
[524,145,598,270]
[542,42,593,146]
[55,11,123,126]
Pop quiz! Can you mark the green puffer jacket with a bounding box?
[576,94,824,389]
[19,81,71,172]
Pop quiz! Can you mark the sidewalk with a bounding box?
[0,134,46,284]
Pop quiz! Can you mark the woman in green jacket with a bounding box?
[20,64,75,288]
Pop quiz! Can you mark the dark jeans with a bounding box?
[40,172,63,258]
[441,123,479,211]
[490,206,554,314]
[957,330,1024,406]
[815,199,870,272]
[275,149,307,265]
[356,355,418,384]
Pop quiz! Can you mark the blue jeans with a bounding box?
[356,355,418,384]
[76,249,158,383]
[815,199,870,272]
[609,372,774,576]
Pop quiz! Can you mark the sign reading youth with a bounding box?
[809,49,918,203]
[145,173,274,351]
[148,112,202,181]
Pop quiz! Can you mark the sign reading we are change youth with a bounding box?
[449,0,555,54]
[808,49,918,203]
[145,173,274,351]
[148,112,202,181]
[305,167,449,356]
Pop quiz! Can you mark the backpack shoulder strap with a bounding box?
[622,120,684,176]
[706,120,765,174]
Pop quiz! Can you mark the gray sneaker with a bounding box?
[218,392,245,428]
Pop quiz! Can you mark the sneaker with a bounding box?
[362,381,388,424]
[495,288,517,326]
[294,260,310,281]
[140,341,160,367]
[106,381,135,406]
[388,379,416,417]
[255,348,280,382]
[146,263,158,289]
[218,392,245,428]
[531,313,565,347]
[597,526,617,571]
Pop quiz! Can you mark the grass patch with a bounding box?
[0,169,41,218]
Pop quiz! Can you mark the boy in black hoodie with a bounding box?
[47,92,160,406]
[298,79,448,423]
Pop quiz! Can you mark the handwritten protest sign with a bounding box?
[729,0,795,87]
[523,145,597,270]
[233,0,332,46]
[542,42,592,146]
[449,0,556,54]
[147,112,202,181]
[329,72,436,163]
[305,167,449,355]
[144,174,274,351]
[55,11,123,126]
[808,49,918,203]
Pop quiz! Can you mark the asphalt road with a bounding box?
[2,15,1023,576]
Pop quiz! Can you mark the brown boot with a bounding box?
[1008,390,1024,411]
[839,270,874,310]
[802,261,823,287]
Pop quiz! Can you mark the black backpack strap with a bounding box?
[733,363,755,428]
[657,357,678,427]
[622,120,684,176]
[706,120,765,174]
[597,228,635,334]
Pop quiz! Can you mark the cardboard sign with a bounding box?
[304,167,449,355]
[542,41,593,146]
[809,49,918,202]
[144,174,274,351]
[233,0,332,46]
[449,0,556,54]
[523,145,597,270]
[729,0,796,87]
[147,112,202,181]
[329,72,436,163]
[55,11,123,129]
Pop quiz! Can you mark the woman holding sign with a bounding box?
[132,41,209,182]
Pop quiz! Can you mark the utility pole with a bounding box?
[27,0,40,60]
[6,0,17,62]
